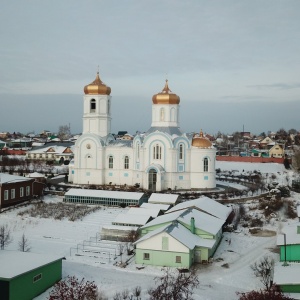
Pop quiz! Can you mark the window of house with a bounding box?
[33,154,36,159]
[109,156,113,169]
[90,99,96,112]
[203,157,208,172]
[11,189,15,199]
[39,154,42,158]
[153,144,161,160]
[176,256,181,263]
[33,273,42,283]
[124,156,129,169]
[179,144,183,160]
[4,190,9,200]
[143,253,150,260]
[162,237,169,250]
[20,187,24,197]
[26,186,30,196]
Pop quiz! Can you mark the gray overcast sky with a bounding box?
[1,0,300,135]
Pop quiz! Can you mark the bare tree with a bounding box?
[251,256,274,290]
[292,148,300,172]
[18,233,31,252]
[237,285,293,300]
[118,243,125,263]
[148,268,199,300]
[0,224,13,250]
[57,124,71,141]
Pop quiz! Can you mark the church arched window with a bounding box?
[137,144,140,160]
[203,157,208,172]
[160,108,165,121]
[109,156,113,169]
[90,99,96,113]
[179,144,183,160]
[153,144,162,160]
[124,156,129,169]
[171,107,176,122]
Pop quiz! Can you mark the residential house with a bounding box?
[26,144,74,163]
[274,223,300,293]
[135,207,225,268]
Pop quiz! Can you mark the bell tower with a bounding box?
[151,80,180,128]
[82,72,112,137]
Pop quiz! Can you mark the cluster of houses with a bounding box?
[2,128,298,161]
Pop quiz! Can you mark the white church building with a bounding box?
[68,72,216,192]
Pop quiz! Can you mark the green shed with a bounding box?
[0,251,63,300]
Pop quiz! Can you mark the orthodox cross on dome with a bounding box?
[199,129,204,137]
[162,79,172,94]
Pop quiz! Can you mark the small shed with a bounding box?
[0,251,63,300]
[148,193,179,206]
[112,213,152,227]
[140,202,171,212]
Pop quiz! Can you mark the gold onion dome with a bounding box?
[84,72,111,95]
[152,80,180,104]
[192,130,212,148]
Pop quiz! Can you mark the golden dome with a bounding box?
[192,130,212,148]
[152,80,180,104]
[84,72,111,95]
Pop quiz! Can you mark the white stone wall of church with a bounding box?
[190,148,216,189]
[151,104,179,127]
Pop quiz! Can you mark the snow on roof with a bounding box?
[102,225,139,231]
[0,173,32,184]
[148,193,179,205]
[136,222,215,250]
[27,172,45,178]
[142,208,223,235]
[273,263,300,285]
[65,188,145,200]
[166,197,232,221]
[140,202,171,211]
[127,207,161,218]
[277,224,300,246]
[113,213,152,226]
[28,145,73,154]
[0,250,63,279]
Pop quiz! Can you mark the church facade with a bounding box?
[68,72,216,192]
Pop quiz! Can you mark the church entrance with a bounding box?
[148,169,157,191]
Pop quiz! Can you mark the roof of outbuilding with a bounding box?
[0,251,63,279]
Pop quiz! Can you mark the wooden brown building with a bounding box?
[0,173,44,210]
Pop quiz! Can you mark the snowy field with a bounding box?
[0,162,300,299]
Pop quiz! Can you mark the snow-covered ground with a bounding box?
[0,162,299,299]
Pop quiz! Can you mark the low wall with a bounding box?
[216,156,284,164]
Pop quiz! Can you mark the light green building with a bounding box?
[0,251,63,300]
[135,207,225,268]
[274,223,300,293]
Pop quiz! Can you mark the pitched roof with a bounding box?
[136,221,215,249]
[0,251,63,279]
[166,197,232,221]
[142,208,223,235]
[148,193,179,205]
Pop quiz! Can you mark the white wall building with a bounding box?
[69,72,216,191]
